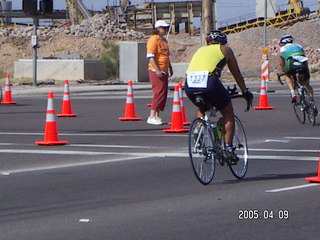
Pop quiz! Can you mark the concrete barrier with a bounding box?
[119,41,149,83]
[171,63,188,81]
[119,41,189,83]
[14,59,107,81]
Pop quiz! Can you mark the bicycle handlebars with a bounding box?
[227,85,252,112]
[277,72,285,85]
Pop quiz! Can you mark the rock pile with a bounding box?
[0,12,147,41]
[0,13,318,79]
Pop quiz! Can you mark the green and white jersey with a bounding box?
[280,43,307,73]
[280,43,305,60]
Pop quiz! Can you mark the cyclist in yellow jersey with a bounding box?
[185,30,253,161]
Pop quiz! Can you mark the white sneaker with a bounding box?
[155,117,163,123]
[147,117,163,125]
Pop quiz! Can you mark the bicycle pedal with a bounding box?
[227,159,239,166]
[223,150,239,166]
[314,109,318,117]
[218,158,225,166]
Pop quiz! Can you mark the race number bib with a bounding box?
[187,71,209,88]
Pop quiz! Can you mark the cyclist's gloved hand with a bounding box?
[243,89,253,110]
[243,90,253,100]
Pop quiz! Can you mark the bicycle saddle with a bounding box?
[194,94,212,111]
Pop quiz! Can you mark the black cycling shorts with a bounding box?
[285,59,310,81]
[185,76,231,111]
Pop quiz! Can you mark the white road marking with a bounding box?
[79,219,90,223]
[1,132,320,141]
[0,150,318,175]
[0,137,318,174]
[0,143,16,146]
[266,183,319,193]
[250,148,318,153]
[0,149,113,156]
[265,139,290,143]
[286,136,320,140]
[0,149,187,157]
[0,132,187,137]
[0,148,318,161]
[0,142,180,149]
[70,144,167,149]
[248,155,318,161]
[1,155,151,174]
[0,142,317,153]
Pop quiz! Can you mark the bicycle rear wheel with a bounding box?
[229,116,248,179]
[188,118,216,185]
[304,92,316,126]
[293,90,306,124]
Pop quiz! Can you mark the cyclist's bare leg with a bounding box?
[284,74,295,92]
[195,103,236,146]
[219,102,235,146]
[301,79,314,99]
[196,108,205,118]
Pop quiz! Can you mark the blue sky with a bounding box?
[10,0,319,24]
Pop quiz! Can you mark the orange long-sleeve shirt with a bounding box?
[146,34,170,73]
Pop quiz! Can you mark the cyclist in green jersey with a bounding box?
[278,35,315,105]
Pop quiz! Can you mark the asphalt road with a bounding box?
[0,80,319,239]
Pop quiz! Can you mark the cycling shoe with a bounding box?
[223,147,239,165]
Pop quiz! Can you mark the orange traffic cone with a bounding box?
[178,82,190,125]
[118,80,142,121]
[254,75,274,110]
[305,154,320,183]
[163,85,189,133]
[35,92,68,145]
[1,74,17,104]
[57,80,77,117]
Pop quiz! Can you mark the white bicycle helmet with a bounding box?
[279,35,293,44]
[205,30,227,45]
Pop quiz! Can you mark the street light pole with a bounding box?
[32,16,38,86]
[263,0,267,46]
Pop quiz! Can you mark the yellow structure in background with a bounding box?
[219,0,320,34]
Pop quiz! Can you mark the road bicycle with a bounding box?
[188,86,250,185]
[277,71,317,126]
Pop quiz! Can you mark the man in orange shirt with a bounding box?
[146,20,173,125]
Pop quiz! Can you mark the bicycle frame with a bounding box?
[278,71,316,126]
[203,108,225,162]
[188,86,250,184]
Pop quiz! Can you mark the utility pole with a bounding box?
[23,0,53,85]
[32,16,39,86]
[201,0,213,46]
[263,0,267,46]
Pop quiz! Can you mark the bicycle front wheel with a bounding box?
[229,116,248,179]
[293,89,306,124]
[188,118,216,185]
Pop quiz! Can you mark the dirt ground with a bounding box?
[0,21,319,83]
